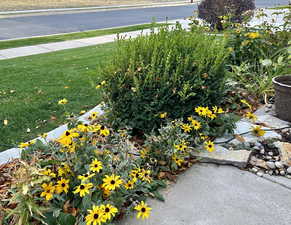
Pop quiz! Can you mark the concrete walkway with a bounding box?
[120,163,291,225]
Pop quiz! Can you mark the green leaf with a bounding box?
[58,213,76,225]
[152,191,165,202]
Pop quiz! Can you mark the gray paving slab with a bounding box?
[120,163,291,225]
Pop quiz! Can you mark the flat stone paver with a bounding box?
[120,164,291,225]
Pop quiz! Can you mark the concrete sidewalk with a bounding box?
[120,163,291,225]
[0,19,190,60]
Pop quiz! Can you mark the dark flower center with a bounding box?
[110,180,116,185]
[65,131,70,136]
[94,164,98,167]
[105,208,110,213]
[141,207,146,212]
[84,174,88,177]
[62,183,66,187]
[101,126,105,130]
[80,185,85,190]
[94,213,99,219]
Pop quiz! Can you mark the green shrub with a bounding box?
[100,25,230,133]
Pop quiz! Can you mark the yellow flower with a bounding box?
[129,168,141,180]
[58,98,68,105]
[41,168,56,178]
[79,110,86,115]
[204,140,215,152]
[245,112,257,121]
[124,180,135,190]
[102,174,123,191]
[99,126,110,137]
[89,112,98,120]
[134,201,151,220]
[252,126,265,137]
[246,32,260,39]
[190,119,201,130]
[18,140,35,149]
[55,178,69,194]
[101,204,118,221]
[159,112,167,119]
[89,159,103,173]
[174,143,187,151]
[40,182,55,201]
[77,124,90,132]
[78,172,95,182]
[101,81,106,86]
[172,154,184,167]
[85,205,107,225]
[73,183,93,197]
[212,106,224,114]
[199,133,208,141]
[195,106,207,116]
[57,163,71,177]
[139,169,152,183]
[180,123,192,133]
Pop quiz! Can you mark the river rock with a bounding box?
[266,161,276,169]
[287,167,291,174]
[274,142,291,167]
[275,161,284,169]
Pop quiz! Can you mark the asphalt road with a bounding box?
[0,0,289,40]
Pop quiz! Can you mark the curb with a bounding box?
[0,1,197,16]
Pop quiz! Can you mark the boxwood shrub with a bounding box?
[100,24,230,133]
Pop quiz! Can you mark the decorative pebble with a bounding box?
[275,161,284,169]
[268,152,273,156]
[275,170,279,175]
[280,170,286,176]
[287,167,291,174]
[260,149,265,155]
[268,170,274,175]
[256,171,263,177]
[252,167,259,173]
[266,161,276,169]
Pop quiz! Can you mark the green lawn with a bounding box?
[0,23,167,50]
[0,42,116,151]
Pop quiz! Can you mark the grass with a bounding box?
[0,23,168,50]
[0,42,116,152]
[269,5,291,10]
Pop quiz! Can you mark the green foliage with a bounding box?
[100,24,229,133]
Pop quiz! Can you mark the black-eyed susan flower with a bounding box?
[195,106,207,116]
[172,154,184,167]
[174,143,187,151]
[124,180,135,190]
[139,148,149,158]
[246,32,260,39]
[58,98,68,105]
[85,205,107,225]
[78,172,95,182]
[55,178,69,194]
[89,159,103,173]
[57,163,71,177]
[190,119,201,130]
[199,133,209,141]
[134,201,151,220]
[101,204,118,220]
[79,110,86,115]
[180,123,192,133]
[40,182,55,201]
[18,140,35,149]
[204,140,215,152]
[102,174,123,191]
[99,126,110,137]
[41,168,56,178]
[130,168,141,180]
[89,112,98,120]
[252,126,265,137]
[245,112,257,121]
[139,169,152,183]
[73,183,93,197]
